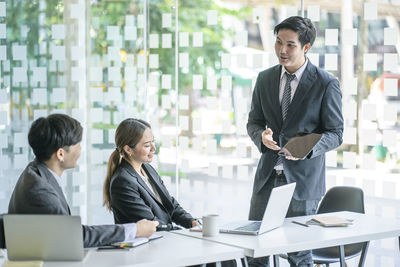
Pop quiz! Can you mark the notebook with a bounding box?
[219,183,296,235]
[278,133,322,159]
[4,215,85,261]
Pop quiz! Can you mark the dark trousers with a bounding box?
[248,171,320,267]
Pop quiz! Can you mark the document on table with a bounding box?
[2,261,43,267]
[111,232,164,248]
[308,216,353,227]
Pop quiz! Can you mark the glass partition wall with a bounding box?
[1,0,399,265]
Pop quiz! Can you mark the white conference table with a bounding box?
[0,232,245,267]
[174,211,400,266]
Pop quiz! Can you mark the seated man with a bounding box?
[8,114,158,247]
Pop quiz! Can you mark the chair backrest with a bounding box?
[0,214,5,248]
[317,186,364,214]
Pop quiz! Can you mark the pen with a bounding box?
[292,220,309,227]
[195,218,202,226]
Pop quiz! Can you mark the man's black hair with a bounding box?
[274,16,316,47]
[28,113,83,162]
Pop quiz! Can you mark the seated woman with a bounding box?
[103,118,197,230]
[8,114,158,247]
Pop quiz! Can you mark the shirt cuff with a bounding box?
[122,223,137,242]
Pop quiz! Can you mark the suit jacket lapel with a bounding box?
[283,62,317,128]
[36,161,71,215]
[122,160,166,208]
[270,65,284,130]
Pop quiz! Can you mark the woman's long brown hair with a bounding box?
[103,118,151,211]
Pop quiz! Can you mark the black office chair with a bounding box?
[0,213,5,249]
[312,186,369,267]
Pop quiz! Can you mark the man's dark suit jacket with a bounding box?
[109,159,193,229]
[8,160,125,247]
[247,61,344,200]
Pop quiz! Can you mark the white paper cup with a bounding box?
[202,214,219,237]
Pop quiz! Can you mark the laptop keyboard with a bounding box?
[235,221,261,231]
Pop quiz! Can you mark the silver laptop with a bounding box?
[220,183,296,235]
[4,214,84,261]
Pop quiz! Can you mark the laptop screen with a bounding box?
[4,214,84,261]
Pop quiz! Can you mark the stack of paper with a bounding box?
[309,216,353,227]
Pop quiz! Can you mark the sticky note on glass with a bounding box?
[253,54,263,68]
[344,101,357,121]
[0,2,6,17]
[342,28,357,45]
[90,67,102,82]
[32,88,47,105]
[325,29,338,46]
[235,31,248,46]
[384,53,397,72]
[13,67,27,83]
[362,103,376,121]
[307,53,319,67]
[51,45,65,60]
[149,54,159,69]
[363,53,377,71]
[173,94,186,111]
[237,54,247,68]
[179,52,189,68]
[221,53,231,68]
[193,75,203,90]
[149,34,159,49]
[0,45,6,60]
[192,137,202,151]
[364,2,377,20]
[91,108,103,123]
[362,153,375,170]
[221,75,232,91]
[343,77,357,95]
[207,10,217,25]
[51,88,66,104]
[162,13,172,28]
[384,28,397,46]
[125,15,134,26]
[384,104,397,122]
[343,126,356,145]
[0,89,6,104]
[107,26,120,40]
[362,129,376,146]
[207,75,217,90]
[108,67,121,82]
[137,14,144,28]
[0,24,6,39]
[91,129,104,144]
[90,87,103,102]
[107,46,120,61]
[307,5,320,21]
[343,151,356,169]
[0,110,7,125]
[179,32,189,47]
[383,130,396,148]
[326,150,337,167]
[207,139,217,154]
[161,74,171,89]
[162,94,171,109]
[12,45,27,60]
[32,67,47,83]
[222,165,233,178]
[125,66,137,82]
[180,116,189,131]
[52,24,65,39]
[208,162,218,177]
[179,136,189,150]
[193,32,203,47]
[285,6,297,17]
[14,132,28,148]
[137,54,146,68]
[149,73,159,88]
[384,78,398,96]
[162,33,172,48]
[324,53,337,71]
[125,26,137,41]
[253,7,264,24]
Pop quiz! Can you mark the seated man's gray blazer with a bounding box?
[8,160,125,247]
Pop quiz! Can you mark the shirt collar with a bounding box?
[280,57,309,80]
[46,166,63,188]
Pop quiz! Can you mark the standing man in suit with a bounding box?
[8,114,159,247]
[247,16,344,267]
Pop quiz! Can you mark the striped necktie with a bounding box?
[276,72,296,168]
